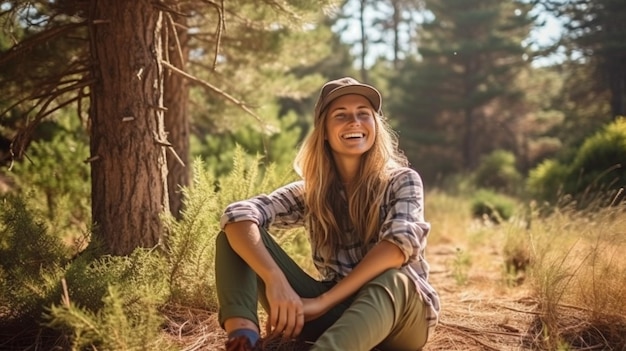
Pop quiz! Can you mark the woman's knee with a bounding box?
[371,268,409,286]
[362,268,413,299]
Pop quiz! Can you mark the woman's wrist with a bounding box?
[259,267,287,285]
[317,291,336,311]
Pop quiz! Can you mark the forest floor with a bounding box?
[164,239,542,351]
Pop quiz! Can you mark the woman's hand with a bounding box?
[264,274,305,340]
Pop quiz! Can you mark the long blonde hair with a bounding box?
[294,106,408,256]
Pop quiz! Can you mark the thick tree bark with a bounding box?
[89,0,169,255]
[164,11,190,220]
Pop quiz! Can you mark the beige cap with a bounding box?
[313,77,382,120]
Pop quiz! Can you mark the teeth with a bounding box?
[343,133,364,139]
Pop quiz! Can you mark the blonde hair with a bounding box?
[294,105,408,258]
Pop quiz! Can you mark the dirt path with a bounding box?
[423,244,537,351]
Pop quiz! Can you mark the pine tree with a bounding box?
[541,0,626,119]
[0,1,337,255]
[389,0,536,177]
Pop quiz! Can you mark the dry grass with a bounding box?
[523,200,626,350]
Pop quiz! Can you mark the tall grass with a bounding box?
[426,189,475,246]
[428,187,626,349]
[510,196,626,349]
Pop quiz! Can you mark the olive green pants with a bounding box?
[215,229,428,351]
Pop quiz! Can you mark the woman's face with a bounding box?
[324,94,377,160]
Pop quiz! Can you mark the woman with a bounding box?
[215,77,440,351]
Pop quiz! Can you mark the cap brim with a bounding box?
[320,85,381,116]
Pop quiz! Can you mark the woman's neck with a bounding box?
[334,157,360,185]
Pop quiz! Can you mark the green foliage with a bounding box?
[527,117,626,205]
[45,285,175,351]
[187,0,335,159]
[162,159,222,308]
[40,246,170,349]
[569,117,626,192]
[0,194,69,323]
[63,248,170,312]
[473,149,522,195]
[217,145,298,209]
[1,143,301,348]
[451,247,472,286]
[527,159,569,203]
[163,148,299,308]
[6,113,91,242]
[470,188,517,223]
[192,111,301,178]
[549,0,626,118]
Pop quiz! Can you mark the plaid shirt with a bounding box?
[220,167,440,332]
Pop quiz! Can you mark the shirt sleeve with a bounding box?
[220,180,306,230]
[379,168,431,264]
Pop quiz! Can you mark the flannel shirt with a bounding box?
[220,167,440,332]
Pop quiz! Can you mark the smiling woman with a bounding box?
[214,77,440,351]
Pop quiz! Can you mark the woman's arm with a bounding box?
[220,181,305,231]
[223,220,305,339]
[303,240,405,319]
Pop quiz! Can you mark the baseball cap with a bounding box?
[313,77,382,120]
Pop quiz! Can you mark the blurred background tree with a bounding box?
[386,0,536,180]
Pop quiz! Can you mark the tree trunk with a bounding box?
[608,64,625,118]
[392,0,400,69]
[163,10,190,220]
[359,0,368,83]
[462,106,474,170]
[89,0,169,255]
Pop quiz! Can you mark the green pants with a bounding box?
[215,229,428,351]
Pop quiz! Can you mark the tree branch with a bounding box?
[198,0,226,70]
[161,59,266,127]
[0,22,86,67]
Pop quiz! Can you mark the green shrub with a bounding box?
[6,114,91,243]
[526,159,569,203]
[163,148,298,308]
[526,117,626,206]
[470,189,517,223]
[569,117,626,194]
[0,194,69,324]
[45,285,175,351]
[62,248,169,312]
[473,149,522,195]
